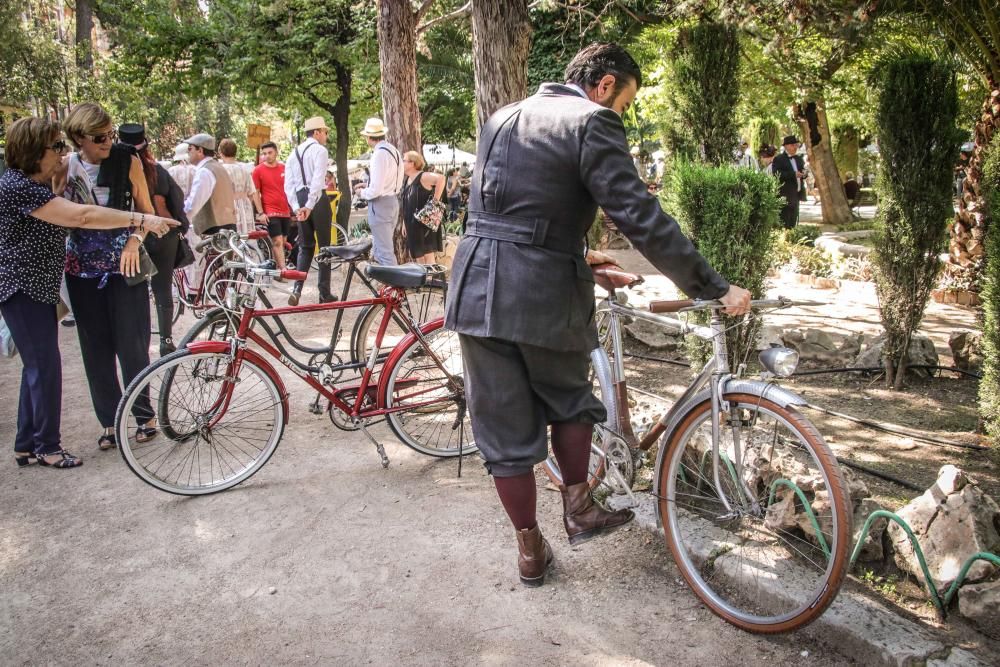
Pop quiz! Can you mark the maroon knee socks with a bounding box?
[550,421,593,487]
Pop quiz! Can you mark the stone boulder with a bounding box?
[958,578,1000,639]
[781,328,864,365]
[948,330,983,372]
[624,318,681,351]
[852,497,889,562]
[853,333,939,377]
[887,465,1000,590]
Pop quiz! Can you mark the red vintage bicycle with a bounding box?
[115,231,471,495]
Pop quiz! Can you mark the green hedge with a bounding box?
[980,134,1000,443]
[663,161,783,366]
[870,56,961,388]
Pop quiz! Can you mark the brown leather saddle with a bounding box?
[591,262,643,292]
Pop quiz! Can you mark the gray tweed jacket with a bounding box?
[445,83,730,352]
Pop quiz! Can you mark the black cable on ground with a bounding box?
[804,403,988,451]
[835,457,925,491]
[624,352,691,367]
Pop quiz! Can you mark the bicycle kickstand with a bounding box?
[359,424,390,468]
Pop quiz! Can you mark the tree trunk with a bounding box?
[795,100,852,226]
[944,87,1000,290]
[75,0,94,72]
[832,124,859,180]
[471,0,532,132]
[377,0,421,153]
[332,62,353,234]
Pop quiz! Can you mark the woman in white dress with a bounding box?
[218,138,265,235]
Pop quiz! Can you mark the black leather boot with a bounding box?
[288,281,303,306]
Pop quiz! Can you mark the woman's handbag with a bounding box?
[174,235,196,269]
[414,198,447,232]
[125,245,159,287]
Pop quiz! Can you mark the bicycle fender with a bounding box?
[375,317,445,403]
[184,341,291,424]
[650,381,808,498]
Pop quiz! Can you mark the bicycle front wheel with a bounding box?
[657,393,850,633]
[116,349,286,495]
[384,327,475,457]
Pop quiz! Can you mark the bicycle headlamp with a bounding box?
[758,346,799,377]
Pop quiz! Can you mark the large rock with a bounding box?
[852,497,889,562]
[887,465,1000,590]
[624,318,681,350]
[781,328,864,365]
[948,330,983,371]
[853,333,939,377]
[957,578,1000,638]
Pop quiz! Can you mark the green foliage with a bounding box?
[832,123,860,178]
[784,224,822,247]
[979,134,1000,443]
[668,22,741,166]
[746,118,779,160]
[664,162,783,367]
[870,55,961,387]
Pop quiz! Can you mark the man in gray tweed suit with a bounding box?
[445,43,751,587]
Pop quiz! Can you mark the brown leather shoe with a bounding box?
[561,482,634,545]
[516,525,554,587]
[287,282,302,306]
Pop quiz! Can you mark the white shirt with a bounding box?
[360,140,404,200]
[168,162,196,198]
[184,157,217,219]
[284,138,329,212]
[565,82,588,99]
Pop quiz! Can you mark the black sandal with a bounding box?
[135,423,158,443]
[36,450,83,469]
[98,433,117,450]
[14,452,37,467]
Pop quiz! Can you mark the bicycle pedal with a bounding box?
[307,401,324,415]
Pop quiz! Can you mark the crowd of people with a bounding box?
[0,101,470,471]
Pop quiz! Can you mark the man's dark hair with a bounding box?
[202,147,216,158]
[306,129,316,138]
[260,141,277,152]
[564,42,642,93]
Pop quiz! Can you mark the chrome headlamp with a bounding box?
[758,346,799,377]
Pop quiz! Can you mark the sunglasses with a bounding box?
[48,140,69,153]
[87,130,118,144]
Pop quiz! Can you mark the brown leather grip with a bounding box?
[649,299,694,313]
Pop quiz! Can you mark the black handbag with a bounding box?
[125,244,159,287]
[174,235,195,269]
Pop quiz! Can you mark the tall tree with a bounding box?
[470,0,531,130]
[75,0,94,73]
[378,0,433,153]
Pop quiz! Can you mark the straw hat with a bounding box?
[304,116,329,132]
[360,117,388,137]
[172,143,189,163]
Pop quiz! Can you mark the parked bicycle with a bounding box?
[115,231,472,496]
[545,265,851,634]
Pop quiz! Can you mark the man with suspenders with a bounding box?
[354,118,404,265]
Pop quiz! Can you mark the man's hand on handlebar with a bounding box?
[719,285,751,316]
[585,249,617,266]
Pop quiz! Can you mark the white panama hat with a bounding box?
[360,117,388,137]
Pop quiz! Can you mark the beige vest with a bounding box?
[192,159,237,234]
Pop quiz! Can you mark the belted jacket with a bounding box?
[445,83,730,351]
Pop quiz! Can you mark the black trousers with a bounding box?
[294,194,333,299]
[145,230,179,344]
[66,273,153,428]
[779,197,800,229]
[1,292,63,455]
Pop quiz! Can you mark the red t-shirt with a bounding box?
[252,162,291,217]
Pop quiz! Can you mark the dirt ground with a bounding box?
[0,277,854,665]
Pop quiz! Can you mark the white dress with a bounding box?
[222,161,257,235]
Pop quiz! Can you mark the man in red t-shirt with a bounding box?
[252,142,293,270]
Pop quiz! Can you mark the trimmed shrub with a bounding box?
[669,21,740,166]
[747,118,780,161]
[979,134,1000,443]
[664,162,783,367]
[870,55,962,388]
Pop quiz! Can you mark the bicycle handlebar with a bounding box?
[648,297,802,314]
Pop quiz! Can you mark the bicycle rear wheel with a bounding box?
[384,327,475,457]
[657,393,850,633]
[351,286,446,364]
[116,349,285,495]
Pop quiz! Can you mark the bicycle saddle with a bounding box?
[319,238,372,261]
[591,263,643,291]
[366,262,430,288]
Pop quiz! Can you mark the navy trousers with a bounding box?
[0,292,62,456]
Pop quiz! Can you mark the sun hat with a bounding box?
[782,135,800,146]
[171,143,189,163]
[184,133,216,151]
[304,116,329,132]
[360,117,388,137]
[118,123,147,149]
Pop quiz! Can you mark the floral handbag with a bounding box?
[414,197,447,232]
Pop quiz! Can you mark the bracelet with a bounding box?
[129,233,144,244]
[139,214,146,232]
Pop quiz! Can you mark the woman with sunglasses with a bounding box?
[0,116,176,468]
[59,102,161,452]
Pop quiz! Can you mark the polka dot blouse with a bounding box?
[0,168,65,305]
